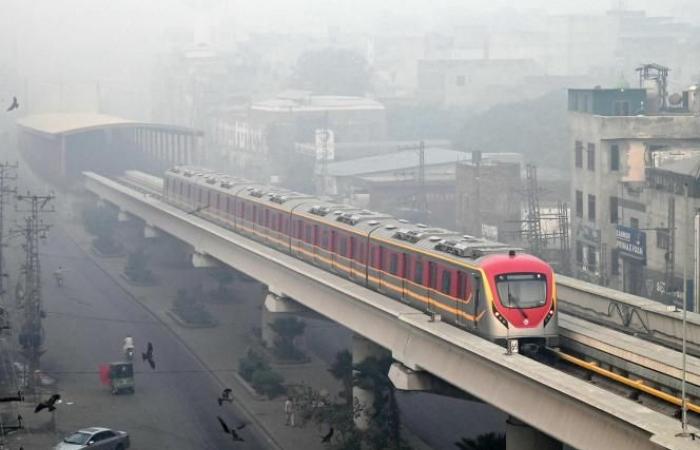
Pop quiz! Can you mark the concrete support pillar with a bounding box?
[352,334,385,431]
[506,416,561,450]
[191,250,216,268]
[144,223,160,239]
[388,362,435,391]
[260,290,302,347]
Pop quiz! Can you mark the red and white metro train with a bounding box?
[162,166,558,350]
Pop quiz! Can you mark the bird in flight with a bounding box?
[34,394,60,413]
[6,96,18,112]
[321,426,334,443]
[217,416,245,442]
[142,342,156,370]
[218,388,233,406]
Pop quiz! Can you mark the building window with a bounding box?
[587,143,595,171]
[657,229,669,250]
[587,245,597,271]
[576,241,583,264]
[588,194,596,222]
[575,141,583,168]
[576,190,583,218]
[630,217,639,229]
[456,75,465,86]
[610,144,620,171]
[609,196,618,224]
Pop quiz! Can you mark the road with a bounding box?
[37,226,267,449]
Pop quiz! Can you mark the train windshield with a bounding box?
[496,273,547,309]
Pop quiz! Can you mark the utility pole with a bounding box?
[0,163,18,335]
[398,141,427,222]
[12,191,53,394]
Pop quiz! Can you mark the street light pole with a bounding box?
[681,183,689,436]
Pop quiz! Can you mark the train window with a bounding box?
[305,224,313,243]
[339,237,347,256]
[457,272,469,299]
[441,270,452,295]
[216,193,221,210]
[414,260,423,284]
[164,178,170,194]
[321,228,329,249]
[197,188,202,205]
[429,262,438,289]
[496,273,547,309]
[265,209,270,227]
[390,254,398,275]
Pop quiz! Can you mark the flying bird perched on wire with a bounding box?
[218,388,233,406]
[34,394,60,413]
[321,427,334,443]
[217,416,245,442]
[142,342,155,370]
[6,96,18,112]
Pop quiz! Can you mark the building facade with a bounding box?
[568,86,700,307]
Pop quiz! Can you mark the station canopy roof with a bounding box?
[16,113,202,137]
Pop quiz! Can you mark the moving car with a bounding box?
[54,427,130,450]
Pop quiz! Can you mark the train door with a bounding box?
[456,271,472,327]
[330,230,337,271]
[400,253,408,302]
[313,224,320,264]
[428,261,438,313]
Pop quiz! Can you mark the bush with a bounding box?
[93,235,121,255]
[251,368,285,399]
[124,250,154,283]
[238,349,269,382]
[172,288,214,325]
[82,205,116,238]
[269,317,307,361]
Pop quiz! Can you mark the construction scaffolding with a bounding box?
[508,164,571,274]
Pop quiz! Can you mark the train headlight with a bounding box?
[543,303,556,326]
[492,303,508,328]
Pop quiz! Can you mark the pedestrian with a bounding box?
[284,397,295,427]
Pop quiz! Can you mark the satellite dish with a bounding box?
[669,93,683,106]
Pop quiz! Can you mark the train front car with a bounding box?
[478,250,558,352]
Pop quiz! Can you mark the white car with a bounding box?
[54,427,130,450]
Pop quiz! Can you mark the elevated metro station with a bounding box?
[16,113,203,185]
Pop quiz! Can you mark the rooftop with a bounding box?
[654,153,700,177]
[17,113,202,137]
[252,91,385,113]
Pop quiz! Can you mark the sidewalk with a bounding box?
[59,206,433,450]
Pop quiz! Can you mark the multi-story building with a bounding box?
[568,85,700,307]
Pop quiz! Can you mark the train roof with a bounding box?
[168,166,531,263]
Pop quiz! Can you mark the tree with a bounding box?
[269,316,307,361]
[207,268,235,302]
[454,433,506,450]
[328,350,353,404]
[291,48,371,96]
[82,204,121,255]
[172,288,214,325]
[124,249,154,283]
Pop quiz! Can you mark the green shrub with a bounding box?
[251,368,285,399]
[238,349,269,382]
[172,288,213,325]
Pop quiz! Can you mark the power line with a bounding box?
[11,191,54,395]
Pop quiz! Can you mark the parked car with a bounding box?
[54,427,130,450]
